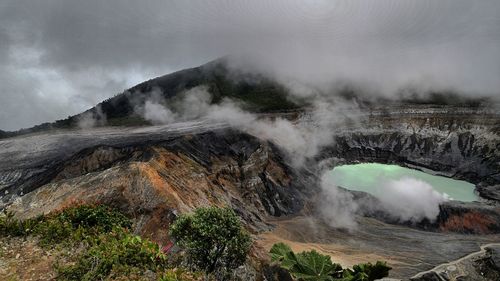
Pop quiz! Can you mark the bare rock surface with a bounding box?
[2,124,308,242]
[410,243,500,281]
[257,215,500,279]
[0,104,499,280]
[323,105,500,189]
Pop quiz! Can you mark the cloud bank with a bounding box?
[1,0,499,130]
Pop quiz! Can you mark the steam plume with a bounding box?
[137,86,361,166]
[376,177,449,222]
[319,172,450,229]
[76,105,107,129]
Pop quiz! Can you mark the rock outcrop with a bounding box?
[2,126,308,243]
[1,103,499,280]
[410,244,500,281]
[323,105,499,187]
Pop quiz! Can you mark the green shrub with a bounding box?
[0,205,132,245]
[54,204,131,231]
[270,243,343,280]
[159,268,205,281]
[0,205,216,280]
[0,211,41,236]
[270,243,391,281]
[57,229,168,281]
[169,206,252,278]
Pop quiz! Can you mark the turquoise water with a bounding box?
[329,163,478,202]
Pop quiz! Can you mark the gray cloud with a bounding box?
[1,0,499,130]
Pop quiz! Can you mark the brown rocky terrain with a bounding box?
[3,128,308,242]
[0,102,499,280]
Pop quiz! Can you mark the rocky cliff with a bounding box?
[315,104,500,236]
[322,105,499,198]
[1,124,311,243]
[1,101,499,279]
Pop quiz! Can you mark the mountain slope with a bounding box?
[4,57,494,139]
[3,59,300,138]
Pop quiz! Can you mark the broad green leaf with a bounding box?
[270,242,293,262]
[269,243,390,281]
[349,261,391,281]
[291,250,341,280]
[270,242,298,270]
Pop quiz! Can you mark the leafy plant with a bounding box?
[0,205,179,280]
[342,261,391,281]
[270,243,391,281]
[0,204,131,245]
[1,205,240,280]
[270,243,342,280]
[0,211,38,236]
[57,229,168,281]
[159,268,205,281]
[55,204,131,231]
[169,206,252,278]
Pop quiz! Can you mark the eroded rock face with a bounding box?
[434,202,500,234]
[0,120,227,202]
[4,130,307,242]
[1,104,499,280]
[1,105,499,238]
[317,105,500,235]
[323,105,500,188]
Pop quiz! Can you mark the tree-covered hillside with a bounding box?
[1,58,492,140]
[1,59,302,139]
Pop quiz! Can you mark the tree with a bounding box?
[169,206,252,277]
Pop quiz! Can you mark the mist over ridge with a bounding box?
[1,0,499,130]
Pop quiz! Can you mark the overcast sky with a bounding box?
[1,0,499,131]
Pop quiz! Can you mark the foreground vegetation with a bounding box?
[0,205,202,280]
[0,205,251,280]
[270,243,391,281]
[1,205,391,280]
[170,207,252,280]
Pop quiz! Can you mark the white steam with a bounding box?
[318,172,359,230]
[137,86,361,166]
[77,105,107,129]
[320,173,450,229]
[375,177,449,222]
[138,87,212,124]
[143,101,176,125]
[137,86,453,229]
[137,85,453,229]
[208,99,361,166]
[136,89,176,124]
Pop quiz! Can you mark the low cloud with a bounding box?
[2,1,499,130]
[135,86,361,166]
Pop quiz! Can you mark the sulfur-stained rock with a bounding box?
[4,130,307,243]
